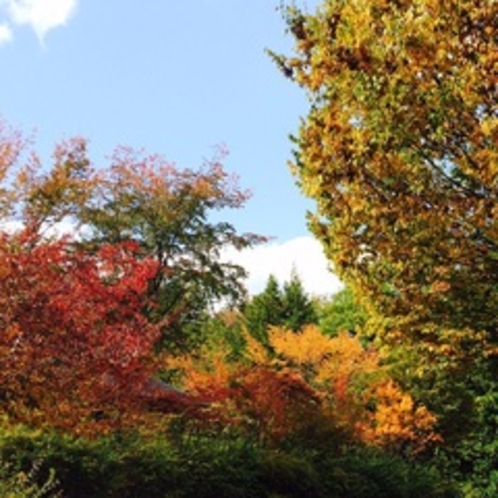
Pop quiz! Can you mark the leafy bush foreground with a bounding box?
[0,423,456,498]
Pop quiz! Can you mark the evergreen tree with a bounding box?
[243,275,284,345]
[243,272,318,344]
[281,270,317,332]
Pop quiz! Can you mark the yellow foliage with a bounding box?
[268,325,380,390]
[361,380,442,454]
[164,348,233,394]
[167,323,440,454]
[267,325,439,454]
[244,330,271,365]
[272,2,498,430]
[269,324,334,366]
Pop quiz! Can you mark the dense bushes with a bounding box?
[0,422,456,498]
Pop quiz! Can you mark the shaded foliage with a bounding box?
[0,422,454,498]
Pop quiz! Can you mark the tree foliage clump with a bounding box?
[271,0,497,339]
[315,287,368,337]
[0,230,163,433]
[272,0,498,441]
[170,323,440,456]
[0,124,261,351]
[0,121,261,432]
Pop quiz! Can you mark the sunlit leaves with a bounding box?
[170,323,439,454]
[0,124,262,351]
[270,325,440,455]
[273,0,498,445]
[0,229,161,434]
[361,380,442,455]
[273,0,497,340]
[20,137,95,232]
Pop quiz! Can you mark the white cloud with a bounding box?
[0,0,77,43]
[0,21,12,43]
[222,236,344,297]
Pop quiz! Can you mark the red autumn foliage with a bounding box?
[229,366,322,442]
[0,229,166,433]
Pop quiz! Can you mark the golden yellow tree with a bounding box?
[272,0,497,441]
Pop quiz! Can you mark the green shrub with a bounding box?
[260,450,322,498]
[0,422,456,498]
[0,424,265,498]
[318,447,458,498]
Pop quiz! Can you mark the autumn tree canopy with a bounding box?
[272,0,497,350]
[0,121,261,430]
[272,0,497,445]
[0,125,261,349]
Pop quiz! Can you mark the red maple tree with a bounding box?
[0,229,166,433]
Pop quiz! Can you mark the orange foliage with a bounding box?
[168,340,322,443]
[360,380,442,455]
[268,325,440,454]
[170,324,440,452]
[0,119,263,435]
[170,351,235,404]
[229,366,321,442]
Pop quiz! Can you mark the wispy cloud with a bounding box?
[223,236,344,297]
[0,21,12,44]
[0,0,78,44]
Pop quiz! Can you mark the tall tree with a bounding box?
[272,0,497,446]
[1,130,262,350]
[281,270,317,331]
[243,275,284,345]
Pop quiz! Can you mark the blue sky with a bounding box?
[0,0,342,296]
